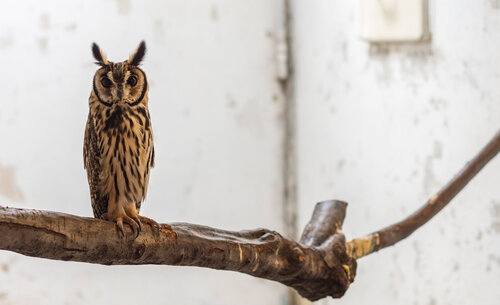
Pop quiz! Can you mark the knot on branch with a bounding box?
[289,200,357,300]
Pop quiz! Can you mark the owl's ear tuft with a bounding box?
[128,41,146,66]
[92,42,108,66]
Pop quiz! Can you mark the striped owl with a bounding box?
[84,41,158,237]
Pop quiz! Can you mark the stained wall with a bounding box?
[291,1,500,304]
[0,1,288,304]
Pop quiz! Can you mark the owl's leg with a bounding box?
[102,198,140,237]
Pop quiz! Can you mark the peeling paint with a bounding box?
[40,13,50,30]
[368,43,436,86]
[1,264,9,273]
[341,40,348,61]
[227,98,237,108]
[429,97,447,111]
[412,241,421,272]
[211,5,219,22]
[116,0,131,15]
[65,23,77,31]
[462,61,479,90]
[272,94,279,103]
[37,37,48,52]
[75,290,84,300]
[476,230,483,241]
[0,164,25,202]
[490,200,500,233]
[423,141,443,195]
[153,19,164,40]
[371,56,393,84]
[490,200,500,217]
[488,253,500,266]
[336,159,346,172]
[0,35,14,49]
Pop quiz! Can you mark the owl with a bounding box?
[84,41,158,237]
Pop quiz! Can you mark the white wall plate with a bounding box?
[360,0,429,42]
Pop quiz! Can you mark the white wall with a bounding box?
[292,1,500,304]
[0,1,288,305]
[2,1,500,304]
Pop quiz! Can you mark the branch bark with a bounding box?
[1,129,500,301]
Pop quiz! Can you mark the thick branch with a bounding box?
[0,201,355,301]
[346,129,500,259]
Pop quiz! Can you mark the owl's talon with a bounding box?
[132,216,143,233]
[116,218,125,237]
[117,227,125,237]
[101,213,125,237]
[123,215,140,238]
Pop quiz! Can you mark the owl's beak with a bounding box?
[117,88,123,101]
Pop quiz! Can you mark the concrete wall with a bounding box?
[2,1,500,304]
[291,1,500,304]
[0,1,288,304]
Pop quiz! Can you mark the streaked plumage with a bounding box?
[84,41,157,237]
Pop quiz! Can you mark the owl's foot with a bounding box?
[138,215,175,237]
[137,215,161,232]
[101,212,140,238]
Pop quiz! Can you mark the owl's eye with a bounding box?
[100,77,113,88]
[127,75,138,87]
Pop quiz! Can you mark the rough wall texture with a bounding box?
[0,1,287,304]
[291,1,500,304]
[2,1,500,304]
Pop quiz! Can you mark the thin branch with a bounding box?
[0,200,355,301]
[346,129,500,259]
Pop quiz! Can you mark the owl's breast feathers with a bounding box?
[84,101,154,218]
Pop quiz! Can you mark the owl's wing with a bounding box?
[135,133,155,212]
[151,145,155,168]
[83,116,90,170]
[84,114,108,218]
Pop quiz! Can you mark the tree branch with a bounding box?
[1,129,500,301]
[0,200,355,301]
[346,129,500,259]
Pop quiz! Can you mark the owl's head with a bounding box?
[91,41,148,107]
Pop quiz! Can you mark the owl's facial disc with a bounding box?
[93,62,147,107]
